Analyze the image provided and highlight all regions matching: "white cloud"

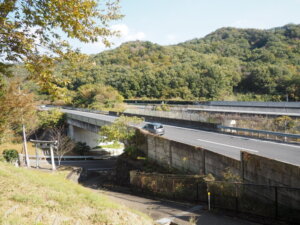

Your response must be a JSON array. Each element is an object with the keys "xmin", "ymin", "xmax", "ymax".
[
  {"xmin": 74, "ymin": 24, "xmax": 146, "ymax": 54},
  {"xmin": 111, "ymin": 24, "xmax": 146, "ymax": 42}
]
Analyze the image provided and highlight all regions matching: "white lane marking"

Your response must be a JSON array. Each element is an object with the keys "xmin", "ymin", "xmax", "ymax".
[
  {"xmin": 164, "ymin": 124, "xmax": 300, "ymax": 149},
  {"xmin": 61, "ymin": 108, "xmax": 300, "ymax": 149},
  {"xmin": 196, "ymin": 138, "xmax": 259, "ymax": 153}
]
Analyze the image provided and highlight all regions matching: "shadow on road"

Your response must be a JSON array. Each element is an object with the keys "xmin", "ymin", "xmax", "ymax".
[{"xmin": 77, "ymin": 162, "xmax": 259, "ymax": 225}]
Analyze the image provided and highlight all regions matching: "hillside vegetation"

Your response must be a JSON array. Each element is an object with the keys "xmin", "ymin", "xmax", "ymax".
[
  {"xmin": 90, "ymin": 24, "xmax": 300, "ymax": 101},
  {"xmin": 0, "ymin": 162, "xmax": 152, "ymax": 225},
  {"xmin": 12, "ymin": 24, "xmax": 300, "ymax": 106}
]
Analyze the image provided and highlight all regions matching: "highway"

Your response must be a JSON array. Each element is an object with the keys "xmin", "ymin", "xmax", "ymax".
[{"xmin": 61, "ymin": 108, "xmax": 300, "ymax": 166}]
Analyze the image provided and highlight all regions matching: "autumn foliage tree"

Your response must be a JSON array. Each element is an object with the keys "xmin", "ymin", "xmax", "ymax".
[
  {"xmin": 0, "ymin": 0, "xmax": 122, "ymax": 98},
  {"xmin": 0, "ymin": 0, "xmax": 122, "ymax": 140},
  {"xmin": 0, "ymin": 80, "xmax": 37, "ymax": 143}
]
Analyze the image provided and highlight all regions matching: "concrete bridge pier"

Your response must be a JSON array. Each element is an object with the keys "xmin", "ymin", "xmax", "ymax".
[
  {"xmin": 68, "ymin": 124, "xmax": 74, "ymax": 139},
  {"xmin": 66, "ymin": 118, "xmax": 102, "ymax": 148}
]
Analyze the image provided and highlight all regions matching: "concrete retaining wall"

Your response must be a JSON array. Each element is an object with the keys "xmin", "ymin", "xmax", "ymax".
[
  {"xmin": 241, "ymin": 152, "xmax": 300, "ymax": 187},
  {"xmin": 137, "ymin": 129, "xmax": 300, "ymax": 187},
  {"xmin": 140, "ymin": 130, "xmax": 241, "ymax": 179},
  {"xmin": 170, "ymin": 141, "xmax": 204, "ymax": 174},
  {"xmin": 204, "ymin": 150, "xmax": 240, "ymax": 179}
]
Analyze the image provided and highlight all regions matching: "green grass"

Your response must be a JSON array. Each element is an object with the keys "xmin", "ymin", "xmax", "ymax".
[
  {"xmin": 100, "ymin": 141, "xmax": 124, "ymax": 149},
  {"xmin": 0, "ymin": 142, "xmax": 38, "ymax": 155},
  {"xmin": 0, "ymin": 162, "xmax": 153, "ymax": 225}
]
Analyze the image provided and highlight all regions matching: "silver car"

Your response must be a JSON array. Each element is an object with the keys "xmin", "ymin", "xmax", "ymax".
[{"xmin": 143, "ymin": 123, "xmax": 165, "ymax": 135}]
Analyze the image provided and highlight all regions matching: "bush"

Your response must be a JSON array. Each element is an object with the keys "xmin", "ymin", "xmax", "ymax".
[
  {"xmin": 2, "ymin": 149, "xmax": 19, "ymax": 163},
  {"xmin": 124, "ymin": 146, "xmax": 139, "ymax": 159},
  {"xmin": 154, "ymin": 104, "xmax": 170, "ymax": 111},
  {"xmin": 73, "ymin": 142, "xmax": 91, "ymax": 156}
]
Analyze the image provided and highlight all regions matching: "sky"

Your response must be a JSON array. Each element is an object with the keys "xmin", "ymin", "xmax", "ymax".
[{"xmin": 69, "ymin": 0, "xmax": 300, "ymax": 54}]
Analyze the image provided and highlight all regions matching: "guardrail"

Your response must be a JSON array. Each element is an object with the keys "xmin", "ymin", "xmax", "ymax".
[
  {"xmin": 124, "ymin": 100, "xmax": 300, "ymax": 108},
  {"xmin": 218, "ymin": 125, "xmax": 300, "ymax": 143},
  {"xmin": 24, "ymin": 155, "xmax": 108, "ymax": 160},
  {"xmin": 48, "ymin": 105, "xmax": 300, "ymax": 143},
  {"xmin": 44, "ymin": 105, "xmax": 109, "ymax": 115}
]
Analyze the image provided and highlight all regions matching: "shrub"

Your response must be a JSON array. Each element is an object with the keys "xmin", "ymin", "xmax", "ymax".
[
  {"xmin": 154, "ymin": 104, "xmax": 170, "ymax": 111},
  {"xmin": 124, "ymin": 146, "xmax": 139, "ymax": 159},
  {"xmin": 73, "ymin": 142, "xmax": 91, "ymax": 156},
  {"xmin": 2, "ymin": 149, "xmax": 19, "ymax": 163},
  {"xmin": 273, "ymin": 116, "xmax": 296, "ymax": 132}
]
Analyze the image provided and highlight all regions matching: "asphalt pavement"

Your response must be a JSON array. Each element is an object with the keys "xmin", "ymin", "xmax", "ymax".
[
  {"xmin": 81, "ymin": 167, "xmax": 261, "ymax": 225},
  {"xmin": 61, "ymin": 109, "xmax": 300, "ymax": 166},
  {"xmin": 100, "ymin": 189, "xmax": 260, "ymax": 225}
]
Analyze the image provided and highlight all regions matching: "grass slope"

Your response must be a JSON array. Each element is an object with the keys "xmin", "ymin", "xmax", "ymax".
[{"xmin": 0, "ymin": 162, "xmax": 153, "ymax": 225}]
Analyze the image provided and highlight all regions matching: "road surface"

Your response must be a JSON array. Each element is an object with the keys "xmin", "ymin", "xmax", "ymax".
[{"xmin": 61, "ymin": 108, "xmax": 300, "ymax": 166}]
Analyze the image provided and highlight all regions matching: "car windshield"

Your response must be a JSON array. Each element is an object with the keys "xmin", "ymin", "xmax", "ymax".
[{"xmin": 156, "ymin": 125, "xmax": 163, "ymax": 129}]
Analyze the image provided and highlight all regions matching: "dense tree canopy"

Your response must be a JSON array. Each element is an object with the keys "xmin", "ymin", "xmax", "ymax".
[
  {"xmin": 0, "ymin": 0, "xmax": 122, "ymax": 141},
  {"xmin": 3, "ymin": 20, "xmax": 300, "ymax": 107},
  {"xmin": 83, "ymin": 24, "xmax": 299, "ymax": 101},
  {"xmin": 0, "ymin": 0, "xmax": 122, "ymax": 96},
  {"xmin": 27, "ymin": 24, "xmax": 299, "ymax": 105}
]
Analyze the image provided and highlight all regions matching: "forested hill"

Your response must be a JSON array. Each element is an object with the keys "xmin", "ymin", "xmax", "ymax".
[{"xmin": 91, "ymin": 24, "xmax": 300, "ymax": 101}]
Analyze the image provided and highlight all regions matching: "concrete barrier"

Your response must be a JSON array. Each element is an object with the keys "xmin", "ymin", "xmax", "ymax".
[
  {"xmin": 110, "ymin": 111, "xmax": 219, "ymax": 131},
  {"xmin": 136, "ymin": 129, "xmax": 300, "ymax": 187}
]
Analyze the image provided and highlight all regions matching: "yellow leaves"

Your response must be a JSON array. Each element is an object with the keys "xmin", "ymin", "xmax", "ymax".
[
  {"xmin": 1, "ymin": 0, "xmax": 122, "ymax": 85},
  {"xmin": 25, "ymin": 54, "xmax": 71, "ymax": 101},
  {"xmin": 44, "ymin": 0, "xmax": 122, "ymax": 44},
  {"xmin": 0, "ymin": 79, "xmax": 38, "ymax": 143}
]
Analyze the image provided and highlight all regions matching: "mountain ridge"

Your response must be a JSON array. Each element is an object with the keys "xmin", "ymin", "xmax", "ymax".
[{"xmin": 84, "ymin": 24, "xmax": 299, "ymax": 101}]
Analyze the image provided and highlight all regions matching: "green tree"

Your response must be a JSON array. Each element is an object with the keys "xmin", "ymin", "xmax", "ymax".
[
  {"xmin": 37, "ymin": 108, "xmax": 64, "ymax": 129},
  {"xmin": 99, "ymin": 116, "xmax": 143, "ymax": 147},
  {"xmin": 0, "ymin": 0, "xmax": 122, "ymax": 97},
  {"xmin": 74, "ymin": 84, "xmax": 124, "ymax": 111}
]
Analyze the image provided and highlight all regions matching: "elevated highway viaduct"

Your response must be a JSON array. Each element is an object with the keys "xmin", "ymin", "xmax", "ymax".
[{"xmin": 62, "ymin": 108, "xmax": 300, "ymax": 166}]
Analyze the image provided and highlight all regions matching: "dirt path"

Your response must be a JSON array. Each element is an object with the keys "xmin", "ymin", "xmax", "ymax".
[
  {"xmin": 82, "ymin": 174, "xmax": 259, "ymax": 225},
  {"xmin": 97, "ymin": 188, "xmax": 259, "ymax": 225}
]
